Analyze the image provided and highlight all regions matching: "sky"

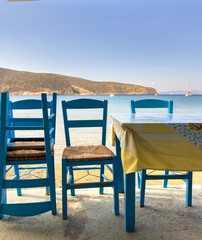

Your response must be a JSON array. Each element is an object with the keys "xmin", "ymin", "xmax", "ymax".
[{"xmin": 0, "ymin": 0, "xmax": 202, "ymax": 92}]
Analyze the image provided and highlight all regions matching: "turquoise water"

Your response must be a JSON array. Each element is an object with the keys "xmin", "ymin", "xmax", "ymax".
[
  {"xmin": 11, "ymin": 94, "xmax": 202, "ymax": 114},
  {"xmin": 11, "ymin": 95, "xmax": 202, "ymax": 163},
  {"xmin": 72, "ymin": 94, "xmax": 202, "ymax": 114}
]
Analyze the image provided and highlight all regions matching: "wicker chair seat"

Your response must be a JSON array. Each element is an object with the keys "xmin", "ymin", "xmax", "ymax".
[
  {"xmin": 62, "ymin": 145, "xmax": 114, "ymax": 161},
  {"xmin": 7, "ymin": 141, "xmax": 46, "ymax": 150},
  {"xmin": 7, "ymin": 142, "xmax": 54, "ymax": 161}
]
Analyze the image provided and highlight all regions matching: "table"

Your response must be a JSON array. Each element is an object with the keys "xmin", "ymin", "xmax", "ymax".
[{"xmin": 111, "ymin": 113, "xmax": 202, "ymax": 232}]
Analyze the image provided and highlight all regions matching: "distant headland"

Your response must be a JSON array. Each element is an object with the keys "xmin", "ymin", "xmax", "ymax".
[{"xmin": 0, "ymin": 67, "xmax": 157, "ymax": 96}]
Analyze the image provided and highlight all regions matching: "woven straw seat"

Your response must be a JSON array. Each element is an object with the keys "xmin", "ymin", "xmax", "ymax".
[
  {"xmin": 7, "ymin": 141, "xmax": 45, "ymax": 151},
  {"xmin": 62, "ymin": 145, "xmax": 114, "ymax": 161},
  {"xmin": 7, "ymin": 142, "xmax": 54, "ymax": 161}
]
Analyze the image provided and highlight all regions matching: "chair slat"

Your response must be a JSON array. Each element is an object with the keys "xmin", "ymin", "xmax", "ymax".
[
  {"xmin": 11, "ymin": 99, "xmax": 51, "ymax": 109},
  {"xmin": 62, "ymin": 158, "xmax": 114, "ymax": 166},
  {"xmin": 7, "ymin": 159, "xmax": 47, "ymax": 165},
  {"xmin": 7, "ymin": 126, "xmax": 44, "ymax": 130},
  {"xmin": 67, "ymin": 181, "xmax": 114, "ymax": 189},
  {"xmin": 64, "ymin": 98, "xmax": 104, "ymax": 109},
  {"xmin": 49, "ymin": 127, "xmax": 54, "ymax": 135},
  {"xmin": 131, "ymin": 99, "xmax": 173, "ymax": 113},
  {"xmin": 10, "ymin": 137, "xmax": 44, "ymax": 142},
  {"xmin": 1, "ymin": 202, "xmax": 52, "ymax": 217},
  {"xmin": 10, "ymin": 118, "xmax": 43, "ymax": 126},
  {"xmin": 146, "ymin": 174, "xmax": 188, "ymax": 180},
  {"xmin": 48, "ymin": 113, "xmax": 55, "ymax": 120},
  {"xmin": 67, "ymin": 120, "xmax": 103, "ymax": 128},
  {"xmin": 4, "ymin": 178, "xmax": 49, "ymax": 188}
]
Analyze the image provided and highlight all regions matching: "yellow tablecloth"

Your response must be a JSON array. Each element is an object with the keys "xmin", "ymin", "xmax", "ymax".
[{"xmin": 111, "ymin": 114, "xmax": 202, "ymax": 175}]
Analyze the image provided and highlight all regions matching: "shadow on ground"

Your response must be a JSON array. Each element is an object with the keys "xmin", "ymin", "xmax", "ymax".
[{"xmin": 1, "ymin": 186, "xmax": 202, "ymax": 240}]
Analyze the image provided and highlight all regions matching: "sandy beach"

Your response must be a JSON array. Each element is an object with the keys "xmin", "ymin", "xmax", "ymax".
[{"xmin": 7, "ymin": 162, "xmax": 202, "ymax": 188}]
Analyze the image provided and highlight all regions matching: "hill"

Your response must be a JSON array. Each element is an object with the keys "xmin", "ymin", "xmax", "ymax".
[{"xmin": 0, "ymin": 67, "xmax": 157, "ymax": 95}]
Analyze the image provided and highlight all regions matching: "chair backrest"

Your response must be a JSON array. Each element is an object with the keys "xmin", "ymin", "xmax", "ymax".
[
  {"xmin": 8, "ymin": 93, "xmax": 57, "ymax": 143},
  {"xmin": 62, "ymin": 98, "xmax": 108, "ymax": 146},
  {"xmin": 0, "ymin": 92, "xmax": 57, "ymax": 158},
  {"xmin": 131, "ymin": 99, "xmax": 173, "ymax": 114}
]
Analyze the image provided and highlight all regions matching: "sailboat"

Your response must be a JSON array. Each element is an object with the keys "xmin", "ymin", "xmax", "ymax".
[
  {"xmin": 185, "ymin": 76, "xmax": 192, "ymax": 97},
  {"xmin": 110, "ymin": 79, "xmax": 115, "ymax": 97}
]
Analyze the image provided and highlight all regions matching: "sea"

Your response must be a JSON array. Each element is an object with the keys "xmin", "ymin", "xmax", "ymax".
[{"xmin": 10, "ymin": 94, "xmax": 202, "ymax": 163}]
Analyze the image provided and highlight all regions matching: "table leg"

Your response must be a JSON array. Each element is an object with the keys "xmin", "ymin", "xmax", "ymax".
[
  {"xmin": 115, "ymin": 135, "xmax": 124, "ymax": 193},
  {"xmin": 124, "ymin": 172, "xmax": 135, "ymax": 232}
]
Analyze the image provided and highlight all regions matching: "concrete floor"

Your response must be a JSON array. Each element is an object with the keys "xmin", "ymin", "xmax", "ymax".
[{"xmin": 1, "ymin": 186, "xmax": 202, "ymax": 240}]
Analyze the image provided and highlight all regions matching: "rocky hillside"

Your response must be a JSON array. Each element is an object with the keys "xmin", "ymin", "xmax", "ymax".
[{"xmin": 0, "ymin": 67, "xmax": 157, "ymax": 95}]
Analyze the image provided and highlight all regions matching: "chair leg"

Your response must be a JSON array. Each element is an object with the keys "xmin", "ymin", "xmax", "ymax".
[
  {"xmin": 163, "ymin": 171, "xmax": 169, "ymax": 188},
  {"xmin": 0, "ymin": 157, "xmax": 6, "ymax": 219},
  {"xmin": 14, "ymin": 165, "xmax": 22, "ymax": 196},
  {"xmin": 47, "ymin": 156, "xmax": 57, "ymax": 215},
  {"xmin": 45, "ymin": 168, "xmax": 50, "ymax": 195},
  {"xmin": 99, "ymin": 164, "xmax": 104, "ymax": 195},
  {"xmin": 0, "ymin": 189, "xmax": 7, "ymax": 220},
  {"xmin": 115, "ymin": 135, "xmax": 124, "ymax": 193},
  {"xmin": 69, "ymin": 166, "xmax": 75, "ymax": 196},
  {"xmin": 0, "ymin": 165, "xmax": 6, "ymax": 220},
  {"xmin": 62, "ymin": 161, "xmax": 67, "ymax": 220},
  {"xmin": 186, "ymin": 171, "xmax": 192, "ymax": 207},
  {"xmin": 113, "ymin": 159, "xmax": 119, "ymax": 215},
  {"xmin": 136, "ymin": 171, "xmax": 141, "ymax": 189},
  {"xmin": 139, "ymin": 170, "xmax": 146, "ymax": 207}
]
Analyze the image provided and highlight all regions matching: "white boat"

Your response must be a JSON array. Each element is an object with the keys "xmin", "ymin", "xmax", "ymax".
[
  {"xmin": 185, "ymin": 91, "xmax": 192, "ymax": 97},
  {"xmin": 185, "ymin": 76, "xmax": 192, "ymax": 97}
]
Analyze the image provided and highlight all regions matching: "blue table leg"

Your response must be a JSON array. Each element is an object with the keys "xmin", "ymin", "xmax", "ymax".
[
  {"xmin": 124, "ymin": 172, "xmax": 135, "ymax": 232},
  {"xmin": 115, "ymin": 135, "xmax": 124, "ymax": 193}
]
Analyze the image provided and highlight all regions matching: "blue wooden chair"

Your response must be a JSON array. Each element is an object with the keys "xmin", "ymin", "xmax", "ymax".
[
  {"xmin": 131, "ymin": 99, "xmax": 193, "ymax": 207},
  {"xmin": 0, "ymin": 92, "xmax": 56, "ymax": 218},
  {"xmin": 6, "ymin": 93, "xmax": 57, "ymax": 196},
  {"xmin": 61, "ymin": 99, "xmax": 119, "ymax": 219}
]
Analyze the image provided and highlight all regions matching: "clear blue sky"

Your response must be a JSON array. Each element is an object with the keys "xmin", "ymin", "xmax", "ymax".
[{"xmin": 0, "ymin": 0, "xmax": 202, "ymax": 92}]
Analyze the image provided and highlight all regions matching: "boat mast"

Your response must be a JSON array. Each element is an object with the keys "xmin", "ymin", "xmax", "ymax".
[
  {"xmin": 187, "ymin": 75, "xmax": 190, "ymax": 92},
  {"xmin": 186, "ymin": 74, "xmax": 192, "ymax": 96}
]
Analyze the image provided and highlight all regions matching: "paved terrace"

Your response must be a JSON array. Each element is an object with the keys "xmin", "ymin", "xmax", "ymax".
[{"xmin": 1, "ymin": 186, "xmax": 202, "ymax": 240}]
